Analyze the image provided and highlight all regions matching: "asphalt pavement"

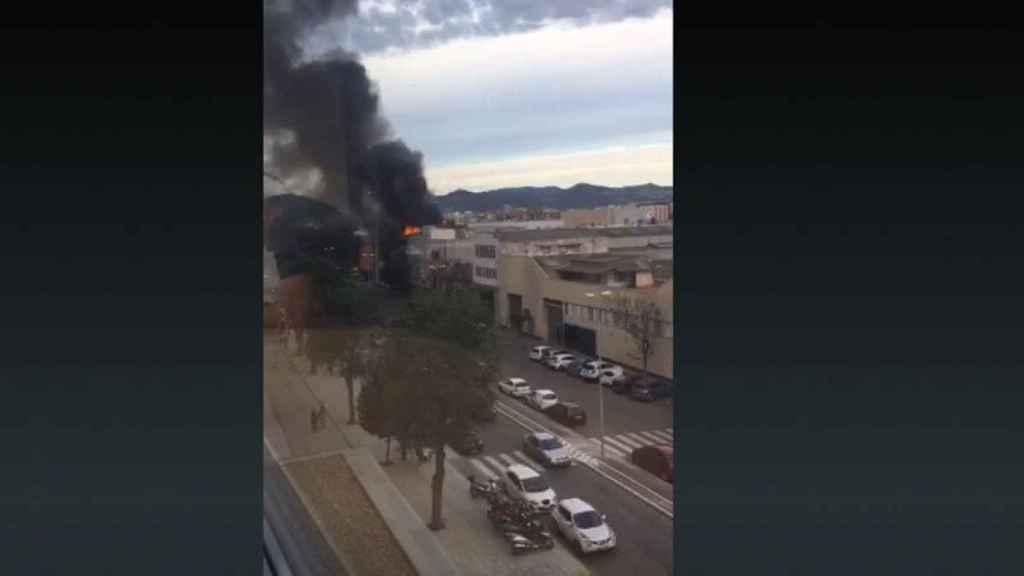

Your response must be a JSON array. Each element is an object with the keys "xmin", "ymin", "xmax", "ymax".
[
  {"xmin": 495, "ymin": 330, "xmax": 674, "ymax": 440},
  {"xmin": 451, "ymin": 398, "xmax": 675, "ymax": 576}
]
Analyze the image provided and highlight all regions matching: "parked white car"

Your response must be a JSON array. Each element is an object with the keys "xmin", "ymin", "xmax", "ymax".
[
  {"xmin": 552, "ymin": 498, "xmax": 616, "ymax": 555},
  {"xmin": 598, "ymin": 370, "xmax": 627, "ymax": 387},
  {"xmin": 528, "ymin": 389, "xmax": 559, "ymax": 411},
  {"xmin": 502, "ymin": 464, "xmax": 557, "ymax": 511},
  {"xmin": 546, "ymin": 353, "xmax": 576, "ymax": 371},
  {"xmin": 580, "ymin": 361, "xmax": 622, "ymax": 381},
  {"xmin": 498, "ymin": 377, "xmax": 532, "ymax": 398},
  {"xmin": 528, "ymin": 345, "xmax": 552, "ymax": 361}
]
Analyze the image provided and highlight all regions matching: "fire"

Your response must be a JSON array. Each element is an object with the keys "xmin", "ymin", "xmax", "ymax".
[{"xmin": 402, "ymin": 225, "xmax": 422, "ymax": 237}]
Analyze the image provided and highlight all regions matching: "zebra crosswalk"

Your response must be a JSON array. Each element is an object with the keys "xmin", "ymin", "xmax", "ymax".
[
  {"xmin": 464, "ymin": 428, "xmax": 674, "ymax": 479},
  {"xmin": 467, "ymin": 450, "xmax": 545, "ymax": 480},
  {"xmin": 587, "ymin": 428, "xmax": 673, "ymax": 460}
]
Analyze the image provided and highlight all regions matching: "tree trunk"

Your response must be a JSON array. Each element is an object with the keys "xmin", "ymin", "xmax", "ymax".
[
  {"xmin": 383, "ymin": 436, "xmax": 392, "ymax": 466},
  {"xmin": 346, "ymin": 379, "xmax": 356, "ymax": 424},
  {"xmin": 428, "ymin": 439, "xmax": 446, "ymax": 530}
]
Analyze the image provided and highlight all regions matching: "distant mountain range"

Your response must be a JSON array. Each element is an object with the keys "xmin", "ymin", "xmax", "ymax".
[{"xmin": 432, "ymin": 183, "xmax": 673, "ymax": 213}]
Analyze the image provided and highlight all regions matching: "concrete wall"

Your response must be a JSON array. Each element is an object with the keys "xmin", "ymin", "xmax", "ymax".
[
  {"xmin": 498, "ymin": 255, "xmax": 674, "ymax": 379},
  {"xmin": 562, "ymin": 208, "xmax": 610, "ymax": 228},
  {"xmin": 604, "ymin": 232, "xmax": 673, "ymax": 250}
]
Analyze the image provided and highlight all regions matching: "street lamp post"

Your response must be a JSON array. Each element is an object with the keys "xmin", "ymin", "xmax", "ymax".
[{"xmin": 585, "ymin": 290, "xmax": 615, "ymax": 459}]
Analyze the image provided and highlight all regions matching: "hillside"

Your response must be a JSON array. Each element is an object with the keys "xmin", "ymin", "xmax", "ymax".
[{"xmin": 432, "ymin": 183, "xmax": 673, "ymax": 212}]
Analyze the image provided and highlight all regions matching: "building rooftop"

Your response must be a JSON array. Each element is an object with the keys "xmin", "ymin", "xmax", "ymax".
[
  {"xmin": 536, "ymin": 254, "xmax": 652, "ymax": 276},
  {"xmin": 494, "ymin": 224, "xmax": 673, "ymax": 243},
  {"xmin": 535, "ymin": 250, "xmax": 674, "ymax": 285}
]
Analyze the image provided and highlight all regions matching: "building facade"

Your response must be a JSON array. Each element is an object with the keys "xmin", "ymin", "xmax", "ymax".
[
  {"xmin": 498, "ymin": 249, "xmax": 674, "ymax": 379},
  {"xmin": 562, "ymin": 207, "xmax": 611, "ymax": 228},
  {"xmin": 488, "ymin": 226, "xmax": 674, "ymax": 379}
]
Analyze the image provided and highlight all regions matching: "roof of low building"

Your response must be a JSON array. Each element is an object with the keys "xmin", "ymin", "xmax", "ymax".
[{"xmin": 494, "ymin": 224, "xmax": 672, "ymax": 243}]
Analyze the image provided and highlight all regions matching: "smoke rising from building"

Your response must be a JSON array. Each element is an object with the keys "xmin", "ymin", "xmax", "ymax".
[{"xmin": 264, "ymin": 0, "xmax": 440, "ymax": 295}]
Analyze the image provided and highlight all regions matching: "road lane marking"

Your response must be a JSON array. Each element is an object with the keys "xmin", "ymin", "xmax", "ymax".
[
  {"xmin": 614, "ymin": 434, "xmax": 646, "ymax": 450},
  {"xmin": 513, "ymin": 450, "xmax": 534, "ymax": 466},
  {"xmin": 637, "ymin": 431, "xmax": 666, "ymax": 444},
  {"xmin": 601, "ymin": 436, "xmax": 635, "ymax": 455},
  {"xmin": 498, "ymin": 453, "xmax": 518, "ymax": 466},
  {"xmin": 590, "ymin": 439, "xmax": 626, "ymax": 459},
  {"xmin": 648, "ymin": 430, "xmax": 673, "ymax": 443},
  {"xmin": 483, "ymin": 455, "xmax": 505, "ymax": 472},
  {"xmin": 471, "ymin": 459, "xmax": 497, "ymax": 480},
  {"xmin": 624, "ymin": 432, "xmax": 656, "ymax": 447}
]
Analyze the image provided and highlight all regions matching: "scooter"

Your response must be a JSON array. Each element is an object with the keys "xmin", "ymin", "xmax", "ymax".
[
  {"xmin": 468, "ymin": 474, "xmax": 499, "ymax": 499},
  {"xmin": 505, "ymin": 530, "xmax": 555, "ymax": 554}
]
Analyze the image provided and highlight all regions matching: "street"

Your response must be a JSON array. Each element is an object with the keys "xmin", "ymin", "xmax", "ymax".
[
  {"xmin": 495, "ymin": 329, "xmax": 674, "ymax": 446},
  {"xmin": 444, "ymin": 330, "xmax": 676, "ymax": 576},
  {"xmin": 450, "ymin": 402, "xmax": 674, "ymax": 576}
]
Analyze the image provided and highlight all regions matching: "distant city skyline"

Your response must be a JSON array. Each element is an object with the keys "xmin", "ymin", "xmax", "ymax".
[{"xmin": 306, "ymin": 2, "xmax": 673, "ymax": 196}]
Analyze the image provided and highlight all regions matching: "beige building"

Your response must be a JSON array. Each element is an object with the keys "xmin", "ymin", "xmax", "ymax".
[
  {"xmin": 491, "ymin": 227, "xmax": 674, "ymax": 379},
  {"xmin": 562, "ymin": 207, "xmax": 611, "ymax": 228}
]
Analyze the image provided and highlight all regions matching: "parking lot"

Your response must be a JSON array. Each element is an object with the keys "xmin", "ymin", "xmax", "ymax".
[{"xmin": 495, "ymin": 330, "xmax": 674, "ymax": 441}]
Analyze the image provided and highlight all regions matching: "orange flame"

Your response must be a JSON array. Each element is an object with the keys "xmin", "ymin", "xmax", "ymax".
[{"xmin": 402, "ymin": 225, "xmax": 422, "ymax": 237}]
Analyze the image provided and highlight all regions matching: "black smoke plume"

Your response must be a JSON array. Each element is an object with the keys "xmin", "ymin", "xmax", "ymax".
[{"xmin": 264, "ymin": 0, "xmax": 440, "ymax": 294}]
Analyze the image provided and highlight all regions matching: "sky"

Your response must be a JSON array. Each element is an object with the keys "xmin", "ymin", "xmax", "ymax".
[{"xmin": 305, "ymin": 0, "xmax": 673, "ymax": 195}]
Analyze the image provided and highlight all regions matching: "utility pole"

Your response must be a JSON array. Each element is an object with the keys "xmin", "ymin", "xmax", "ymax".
[{"xmin": 585, "ymin": 290, "xmax": 614, "ymax": 460}]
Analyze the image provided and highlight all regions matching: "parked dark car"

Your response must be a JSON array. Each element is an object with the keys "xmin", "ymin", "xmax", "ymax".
[
  {"xmin": 545, "ymin": 402, "xmax": 587, "ymax": 427},
  {"xmin": 609, "ymin": 376, "xmax": 634, "ymax": 395},
  {"xmin": 630, "ymin": 445, "xmax": 673, "ymax": 483},
  {"xmin": 629, "ymin": 379, "xmax": 672, "ymax": 402},
  {"xmin": 450, "ymin": 428, "xmax": 485, "ymax": 455}
]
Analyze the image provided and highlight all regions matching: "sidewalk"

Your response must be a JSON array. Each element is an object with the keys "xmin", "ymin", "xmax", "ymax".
[
  {"xmin": 267, "ymin": 337, "xmax": 591, "ymax": 576},
  {"xmin": 265, "ymin": 339, "xmax": 420, "ymax": 576}
]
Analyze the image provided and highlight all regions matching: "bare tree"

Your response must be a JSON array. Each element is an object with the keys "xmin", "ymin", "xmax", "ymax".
[{"xmin": 611, "ymin": 295, "xmax": 664, "ymax": 376}]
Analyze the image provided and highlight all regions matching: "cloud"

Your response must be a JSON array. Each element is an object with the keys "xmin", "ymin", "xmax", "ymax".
[
  {"xmin": 426, "ymin": 141, "xmax": 673, "ymax": 194},
  {"xmin": 305, "ymin": 0, "xmax": 674, "ymax": 55},
  {"xmin": 361, "ymin": 11, "xmax": 673, "ymax": 167}
]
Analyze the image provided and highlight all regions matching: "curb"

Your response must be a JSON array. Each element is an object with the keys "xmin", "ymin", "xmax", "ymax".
[{"xmin": 343, "ymin": 447, "xmax": 462, "ymax": 576}]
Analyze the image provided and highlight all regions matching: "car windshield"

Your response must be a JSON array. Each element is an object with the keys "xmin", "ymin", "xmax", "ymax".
[
  {"xmin": 566, "ymin": 406, "xmax": 583, "ymax": 415},
  {"xmin": 539, "ymin": 438, "xmax": 562, "ymax": 450},
  {"xmin": 521, "ymin": 476, "xmax": 548, "ymax": 492},
  {"xmin": 574, "ymin": 511, "xmax": 603, "ymax": 529},
  {"xmin": 541, "ymin": 393, "xmax": 557, "ymax": 400}
]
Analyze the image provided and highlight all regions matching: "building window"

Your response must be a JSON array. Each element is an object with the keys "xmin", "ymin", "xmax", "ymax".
[
  {"xmin": 474, "ymin": 266, "xmax": 497, "ymax": 279},
  {"xmin": 475, "ymin": 245, "xmax": 496, "ymax": 259}
]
